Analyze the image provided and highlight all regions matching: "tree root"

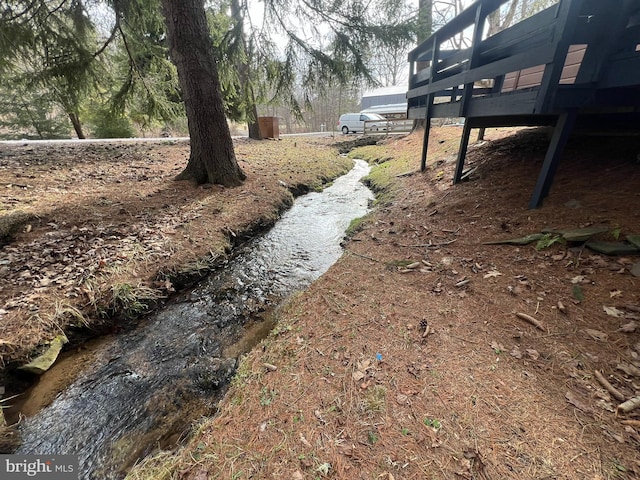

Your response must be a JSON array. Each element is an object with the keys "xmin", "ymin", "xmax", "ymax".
[
  {"xmin": 616, "ymin": 396, "xmax": 640, "ymax": 417},
  {"xmin": 594, "ymin": 370, "xmax": 626, "ymax": 402}
]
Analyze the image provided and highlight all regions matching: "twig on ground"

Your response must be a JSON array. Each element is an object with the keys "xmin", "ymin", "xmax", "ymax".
[
  {"xmin": 616, "ymin": 396, "xmax": 640, "ymax": 416},
  {"xmin": 557, "ymin": 300, "xmax": 567, "ymax": 314},
  {"xmin": 620, "ymin": 419, "xmax": 640, "ymax": 428},
  {"xmin": 396, "ymin": 237, "xmax": 457, "ymax": 248},
  {"xmin": 318, "ymin": 321, "xmax": 376, "ymax": 340},
  {"xmin": 515, "ymin": 312, "xmax": 546, "ymax": 332},
  {"xmin": 426, "ymin": 239, "xmax": 457, "ymax": 248},
  {"xmin": 345, "ymin": 249, "xmax": 382, "ymax": 263},
  {"xmin": 447, "ymin": 334, "xmax": 480, "ymax": 344},
  {"xmin": 594, "ymin": 370, "xmax": 626, "ymax": 402}
]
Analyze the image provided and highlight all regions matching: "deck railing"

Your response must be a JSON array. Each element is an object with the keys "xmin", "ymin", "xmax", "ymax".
[{"xmin": 406, "ymin": 0, "xmax": 640, "ymax": 208}]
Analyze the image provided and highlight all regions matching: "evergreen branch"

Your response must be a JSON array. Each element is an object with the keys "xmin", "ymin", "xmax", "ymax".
[
  {"xmin": 93, "ymin": 24, "xmax": 118, "ymax": 58},
  {"xmin": 2, "ymin": 0, "xmax": 40, "ymax": 22},
  {"xmin": 115, "ymin": 15, "xmax": 156, "ymax": 101},
  {"xmin": 42, "ymin": 0, "xmax": 71, "ymax": 25}
]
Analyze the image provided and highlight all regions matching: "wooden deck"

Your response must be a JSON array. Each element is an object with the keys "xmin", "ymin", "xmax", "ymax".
[{"xmin": 407, "ymin": 0, "xmax": 640, "ymax": 208}]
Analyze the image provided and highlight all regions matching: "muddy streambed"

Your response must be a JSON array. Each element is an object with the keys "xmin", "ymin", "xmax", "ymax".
[{"xmin": 14, "ymin": 159, "xmax": 373, "ymax": 479}]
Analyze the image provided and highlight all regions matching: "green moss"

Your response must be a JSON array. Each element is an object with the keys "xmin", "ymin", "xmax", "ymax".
[{"xmin": 344, "ymin": 215, "xmax": 370, "ymax": 238}]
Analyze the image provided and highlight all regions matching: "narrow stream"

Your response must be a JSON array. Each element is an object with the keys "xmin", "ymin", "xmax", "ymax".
[{"xmin": 16, "ymin": 159, "xmax": 373, "ymax": 479}]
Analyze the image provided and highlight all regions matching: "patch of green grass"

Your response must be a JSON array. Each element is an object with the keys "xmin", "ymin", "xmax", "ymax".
[
  {"xmin": 611, "ymin": 458, "xmax": 628, "ymax": 477},
  {"xmin": 610, "ymin": 226, "xmax": 622, "ymax": 240},
  {"xmin": 423, "ymin": 418, "xmax": 442, "ymax": 430},
  {"xmin": 315, "ymin": 462, "xmax": 331, "ymax": 476},
  {"xmin": 47, "ymin": 300, "xmax": 89, "ymax": 328},
  {"xmin": 361, "ymin": 385, "xmax": 386, "ymax": 414},
  {"xmin": 123, "ymin": 450, "xmax": 178, "ymax": 480},
  {"xmin": 535, "ymin": 233, "xmax": 565, "ymax": 251},
  {"xmin": 346, "ymin": 143, "xmax": 417, "ymax": 206},
  {"xmin": 345, "ymin": 215, "xmax": 370, "ymax": 237},
  {"xmin": 270, "ymin": 322, "xmax": 293, "ymax": 336},
  {"xmin": 572, "ymin": 284, "xmax": 584, "ymax": 302},
  {"xmin": 259, "ymin": 387, "xmax": 277, "ymax": 406},
  {"xmin": 108, "ymin": 282, "xmax": 164, "ymax": 319},
  {"xmin": 386, "ymin": 259, "xmax": 415, "ymax": 268}
]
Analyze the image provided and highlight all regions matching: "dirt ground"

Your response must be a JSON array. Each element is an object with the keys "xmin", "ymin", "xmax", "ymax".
[{"xmin": 2, "ymin": 128, "xmax": 640, "ymax": 479}]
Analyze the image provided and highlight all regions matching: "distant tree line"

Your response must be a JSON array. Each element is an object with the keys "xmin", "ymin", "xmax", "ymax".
[
  {"xmin": 0, "ymin": 0, "xmax": 421, "ymax": 140},
  {"xmin": 0, "ymin": 1, "xmax": 553, "ymax": 186}
]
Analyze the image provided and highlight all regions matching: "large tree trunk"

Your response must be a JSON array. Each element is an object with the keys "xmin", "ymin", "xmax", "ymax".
[
  {"xmin": 247, "ymin": 103, "xmax": 262, "ymax": 140},
  {"xmin": 161, "ymin": 0, "xmax": 246, "ymax": 186},
  {"xmin": 69, "ymin": 112, "xmax": 85, "ymax": 139}
]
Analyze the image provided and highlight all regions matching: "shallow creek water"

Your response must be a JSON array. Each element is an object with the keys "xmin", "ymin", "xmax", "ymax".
[{"xmin": 16, "ymin": 159, "xmax": 373, "ymax": 479}]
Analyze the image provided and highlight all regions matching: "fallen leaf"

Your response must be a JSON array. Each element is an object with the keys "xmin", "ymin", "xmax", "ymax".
[
  {"xmin": 617, "ymin": 363, "xmax": 640, "ymax": 377},
  {"xmin": 571, "ymin": 275, "xmax": 586, "ymax": 284},
  {"xmin": 299, "ymin": 433, "xmax": 312, "ymax": 447},
  {"xmin": 610, "ymin": 289, "xmax": 623, "ymax": 298},
  {"xmin": 314, "ymin": 410, "xmax": 327, "ymax": 424},
  {"xmin": 526, "ymin": 349, "xmax": 540, "ymax": 360},
  {"xmin": 483, "ymin": 270, "xmax": 502, "ymax": 279},
  {"xmin": 618, "ymin": 321, "xmax": 638, "ymax": 333},
  {"xmin": 352, "ymin": 370, "xmax": 365, "ymax": 382},
  {"xmin": 585, "ymin": 329, "xmax": 608, "ymax": 342},
  {"xmin": 357, "ymin": 359, "xmax": 371, "ymax": 371},
  {"xmin": 510, "ymin": 346, "xmax": 522, "ymax": 359},
  {"xmin": 338, "ymin": 444, "xmax": 354, "ymax": 457},
  {"xmin": 565, "ymin": 390, "xmax": 594, "ymax": 414},
  {"xmin": 193, "ymin": 470, "xmax": 209, "ymax": 480},
  {"xmin": 544, "ymin": 225, "xmax": 608, "ymax": 242},
  {"xmin": 603, "ymin": 306, "xmax": 625, "ymax": 318}
]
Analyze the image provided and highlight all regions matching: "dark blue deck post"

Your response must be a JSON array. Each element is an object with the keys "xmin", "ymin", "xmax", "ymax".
[
  {"xmin": 453, "ymin": 1, "xmax": 492, "ymax": 184},
  {"xmin": 420, "ymin": 33, "xmax": 440, "ymax": 172},
  {"xmin": 528, "ymin": 109, "xmax": 577, "ymax": 208},
  {"xmin": 420, "ymin": 93, "xmax": 434, "ymax": 172},
  {"xmin": 454, "ymin": 120, "xmax": 473, "ymax": 183}
]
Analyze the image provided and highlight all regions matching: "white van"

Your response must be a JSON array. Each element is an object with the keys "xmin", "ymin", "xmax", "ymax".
[{"xmin": 337, "ymin": 113, "xmax": 388, "ymax": 134}]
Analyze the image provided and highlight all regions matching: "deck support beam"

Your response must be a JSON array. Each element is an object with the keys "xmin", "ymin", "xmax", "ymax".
[
  {"xmin": 420, "ymin": 93, "xmax": 435, "ymax": 172},
  {"xmin": 453, "ymin": 121, "xmax": 473, "ymax": 183},
  {"xmin": 528, "ymin": 109, "xmax": 577, "ymax": 209}
]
